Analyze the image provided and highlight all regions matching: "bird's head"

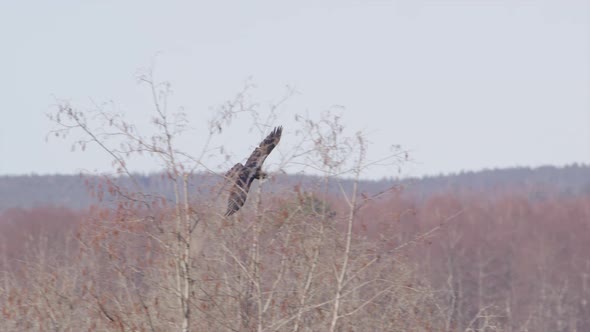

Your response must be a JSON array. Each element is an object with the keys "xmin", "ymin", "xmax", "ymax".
[
  {"xmin": 253, "ymin": 168, "xmax": 268, "ymax": 180},
  {"xmin": 258, "ymin": 170, "xmax": 268, "ymax": 179}
]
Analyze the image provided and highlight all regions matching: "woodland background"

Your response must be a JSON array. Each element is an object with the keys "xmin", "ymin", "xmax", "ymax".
[{"xmin": 1, "ymin": 164, "xmax": 589, "ymax": 331}]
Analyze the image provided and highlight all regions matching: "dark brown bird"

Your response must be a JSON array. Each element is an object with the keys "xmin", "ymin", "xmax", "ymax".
[{"xmin": 224, "ymin": 126, "xmax": 283, "ymax": 216}]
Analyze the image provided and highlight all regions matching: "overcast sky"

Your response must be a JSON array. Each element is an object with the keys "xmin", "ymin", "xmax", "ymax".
[{"xmin": 1, "ymin": 1, "xmax": 589, "ymax": 179}]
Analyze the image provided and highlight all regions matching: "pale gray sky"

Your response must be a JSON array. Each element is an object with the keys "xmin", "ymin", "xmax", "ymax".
[{"xmin": 1, "ymin": 1, "xmax": 589, "ymax": 178}]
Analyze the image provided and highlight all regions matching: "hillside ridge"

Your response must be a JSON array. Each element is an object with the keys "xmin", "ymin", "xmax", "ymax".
[{"xmin": 0, "ymin": 164, "xmax": 588, "ymax": 212}]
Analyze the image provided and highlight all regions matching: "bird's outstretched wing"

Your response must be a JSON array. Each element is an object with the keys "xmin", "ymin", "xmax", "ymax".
[
  {"xmin": 224, "ymin": 163, "xmax": 245, "ymax": 216},
  {"xmin": 245, "ymin": 126, "xmax": 283, "ymax": 169},
  {"xmin": 225, "ymin": 180, "xmax": 248, "ymax": 216},
  {"xmin": 225, "ymin": 163, "xmax": 243, "ymax": 181}
]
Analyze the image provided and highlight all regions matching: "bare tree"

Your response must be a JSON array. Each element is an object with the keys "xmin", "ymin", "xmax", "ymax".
[{"xmin": 0, "ymin": 74, "xmax": 457, "ymax": 332}]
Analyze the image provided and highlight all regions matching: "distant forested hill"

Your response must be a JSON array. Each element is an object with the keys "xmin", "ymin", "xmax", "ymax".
[
  {"xmin": 400, "ymin": 164, "xmax": 590, "ymax": 199},
  {"xmin": 0, "ymin": 164, "xmax": 588, "ymax": 212}
]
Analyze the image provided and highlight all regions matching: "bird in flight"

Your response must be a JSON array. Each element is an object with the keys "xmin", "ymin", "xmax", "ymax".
[{"xmin": 224, "ymin": 126, "xmax": 283, "ymax": 216}]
